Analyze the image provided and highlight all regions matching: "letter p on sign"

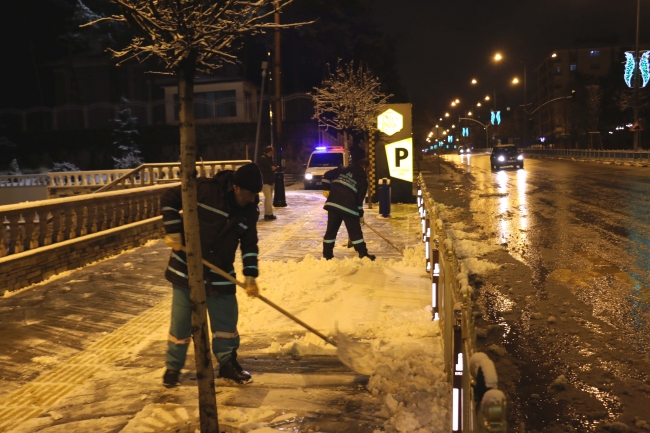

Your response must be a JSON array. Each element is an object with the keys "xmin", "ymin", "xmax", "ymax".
[{"xmin": 385, "ymin": 138, "xmax": 413, "ymax": 182}]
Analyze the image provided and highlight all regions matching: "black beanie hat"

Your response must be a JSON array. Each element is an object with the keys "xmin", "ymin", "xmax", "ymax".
[{"xmin": 231, "ymin": 163, "xmax": 263, "ymax": 193}]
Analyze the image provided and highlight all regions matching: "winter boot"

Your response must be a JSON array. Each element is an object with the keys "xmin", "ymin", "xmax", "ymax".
[
  {"xmin": 219, "ymin": 359, "xmax": 252, "ymax": 384},
  {"xmin": 359, "ymin": 253, "xmax": 376, "ymax": 261},
  {"xmin": 323, "ymin": 242, "xmax": 335, "ymax": 260},
  {"xmin": 163, "ymin": 369, "xmax": 180, "ymax": 388},
  {"xmin": 231, "ymin": 350, "xmax": 250, "ymax": 377}
]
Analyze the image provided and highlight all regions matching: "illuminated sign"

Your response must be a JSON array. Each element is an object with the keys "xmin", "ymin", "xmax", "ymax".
[
  {"xmin": 641, "ymin": 52, "xmax": 650, "ymax": 88},
  {"xmin": 377, "ymin": 109, "xmax": 404, "ymax": 136},
  {"xmin": 462, "ymin": 127, "xmax": 469, "ymax": 137},
  {"xmin": 491, "ymin": 110, "xmax": 501, "ymax": 125},
  {"xmin": 625, "ymin": 52, "xmax": 635, "ymax": 88},
  {"xmin": 385, "ymin": 138, "xmax": 413, "ymax": 182},
  {"xmin": 624, "ymin": 51, "xmax": 650, "ymax": 88},
  {"xmin": 447, "ymin": 135, "xmax": 453, "ymax": 143}
]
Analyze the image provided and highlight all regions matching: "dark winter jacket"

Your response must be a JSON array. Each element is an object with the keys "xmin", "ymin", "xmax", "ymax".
[
  {"xmin": 161, "ymin": 170, "xmax": 260, "ymax": 295},
  {"xmin": 322, "ymin": 163, "xmax": 368, "ymax": 217},
  {"xmin": 258, "ymin": 153, "xmax": 275, "ymax": 185}
]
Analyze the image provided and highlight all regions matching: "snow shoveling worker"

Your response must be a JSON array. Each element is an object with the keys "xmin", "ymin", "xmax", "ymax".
[
  {"xmin": 322, "ymin": 158, "xmax": 376, "ymax": 261},
  {"xmin": 160, "ymin": 162, "xmax": 263, "ymax": 387}
]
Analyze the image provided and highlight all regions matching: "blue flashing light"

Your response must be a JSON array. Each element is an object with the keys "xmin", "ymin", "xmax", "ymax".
[{"xmin": 315, "ymin": 146, "xmax": 327, "ymax": 151}]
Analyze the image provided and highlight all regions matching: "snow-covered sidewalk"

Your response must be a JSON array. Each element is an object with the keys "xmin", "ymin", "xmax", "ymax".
[{"xmin": 2, "ymin": 190, "xmax": 449, "ymax": 433}]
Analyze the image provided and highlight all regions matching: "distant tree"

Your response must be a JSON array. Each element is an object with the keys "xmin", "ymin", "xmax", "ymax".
[
  {"xmin": 84, "ymin": 2, "xmax": 308, "ymax": 430},
  {"xmin": 112, "ymin": 97, "xmax": 143, "ymax": 169},
  {"xmin": 586, "ymin": 85, "xmax": 603, "ymax": 132},
  {"xmin": 51, "ymin": 162, "xmax": 81, "ymax": 172},
  {"xmin": 312, "ymin": 60, "xmax": 390, "ymax": 153},
  {"xmin": 8, "ymin": 159, "xmax": 21, "ymax": 175}
]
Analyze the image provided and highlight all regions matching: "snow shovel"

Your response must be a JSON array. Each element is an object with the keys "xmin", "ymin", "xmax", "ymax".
[
  {"xmin": 362, "ymin": 220, "xmax": 404, "ymax": 256},
  {"xmin": 179, "ymin": 247, "xmax": 375, "ymax": 375}
]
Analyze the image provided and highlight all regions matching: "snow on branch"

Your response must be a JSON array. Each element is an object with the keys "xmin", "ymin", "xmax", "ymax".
[
  {"xmin": 90, "ymin": 0, "xmax": 310, "ymax": 73},
  {"xmin": 312, "ymin": 60, "xmax": 391, "ymax": 134}
]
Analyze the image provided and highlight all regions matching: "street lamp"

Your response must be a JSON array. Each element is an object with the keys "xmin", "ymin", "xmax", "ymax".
[
  {"xmin": 551, "ymin": 53, "xmax": 557, "ymax": 58},
  {"xmin": 455, "ymin": 99, "xmax": 460, "ymax": 104},
  {"xmin": 485, "ymin": 96, "xmax": 490, "ymax": 101},
  {"xmin": 468, "ymin": 111, "xmax": 473, "ymax": 116},
  {"xmin": 451, "ymin": 101, "xmax": 456, "ymax": 107},
  {"xmin": 471, "ymin": 79, "xmax": 477, "ymax": 84},
  {"xmin": 445, "ymin": 112, "xmax": 450, "ymax": 117},
  {"xmin": 477, "ymin": 102, "xmax": 482, "ymax": 107},
  {"xmin": 494, "ymin": 53, "xmax": 502, "ymax": 61},
  {"xmin": 512, "ymin": 77, "xmax": 520, "ymax": 84}
]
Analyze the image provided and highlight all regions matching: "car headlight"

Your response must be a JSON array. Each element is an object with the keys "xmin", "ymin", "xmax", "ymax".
[
  {"xmin": 498, "ymin": 156, "xmax": 505, "ymax": 162},
  {"xmin": 305, "ymin": 173, "xmax": 313, "ymax": 180},
  {"xmin": 459, "ymin": 149, "xmax": 464, "ymax": 153},
  {"xmin": 517, "ymin": 154, "xmax": 524, "ymax": 160}
]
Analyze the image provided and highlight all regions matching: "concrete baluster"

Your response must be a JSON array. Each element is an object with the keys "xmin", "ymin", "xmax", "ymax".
[
  {"xmin": 8, "ymin": 214, "xmax": 22, "ymax": 254},
  {"xmin": 23, "ymin": 211, "xmax": 38, "ymax": 251},
  {"xmin": 38, "ymin": 210, "xmax": 51, "ymax": 247}
]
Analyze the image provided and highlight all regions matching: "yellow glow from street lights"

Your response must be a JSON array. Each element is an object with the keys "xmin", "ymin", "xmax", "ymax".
[
  {"xmin": 443, "ymin": 131, "xmax": 447, "ymax": 135},
  {"xmin": 494, "ymin": 53, "xmax": 502, "ymax": 61},
  {"xmin": 512, "ymin": 77, "xmax": 519, "ymax": 84},
  {"xmin": 435, "ymin": 124, "xmax": 439, "ymax": 128},
  {"xmin": 471, "ymin": 79, "xmax": 477, "ymax": 84},
  {"xmin": 551, "ymin": 53, "xmax": 557, "ymax": 58},
  {"xmin": 445, "ymin": 112, "xmax": 450, "ymax": 117},
  {"xmin": 428, "ymin": 132, "xmax": 433, "ymax": 137},
  {"xmin": 455, "ymin": 99, "xmax": 460, "ymax": 103},
  {"xmin": 485, "ymin": 96, "xmax": 490, "ymax": 101},
  {"xmin": 468, "ymin": 111, "xmax": 473, "ymax": 116},
  {"xmin": 451, "ymin": 101, "xmax": 456, "ymax": 107},
  {"xmin": 477, "ymin": 102, "xmax": 482, "ymax": 107}
]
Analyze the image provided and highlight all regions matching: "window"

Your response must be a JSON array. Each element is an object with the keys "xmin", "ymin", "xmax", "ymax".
[
  {"xmin": 555, "ymin": 66, "xmax": 561, "ymax": 75},
  {"xmin": 590, "ymin": 50, "xmax": 600, "ymax": 57},
  {"xmin": 570, "ymin": 64, "xmax": 577, "ymax": 71},
  {"xmin": 174, "ymin": 90, "xmax": 237, "ymax": 120}
]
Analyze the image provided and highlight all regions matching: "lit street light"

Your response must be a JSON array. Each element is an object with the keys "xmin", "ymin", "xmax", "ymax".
[
  {"xmin": 477, "ymin": 102, "xmax": 482, "ymax": 107},
  {"xmin": 494, "ymin": 53, "xmax": 502, "ymax": 61},
  {"xmin": 445, "ymin": 112, "xmax": 450, "ymax": 117},
  {"xmin": 451, "ymin": 101, "xmax": 456, "ymax": 107},
  {"xmin": 471, "ymin": 79, "xmax": 477, "ymax": 84},
  {"xmin": 468, "ymin": 111, "xmax": 473, "ymax": 116},
  {"xmin": 485, "ymin": 96, "xmax": 490, "ymax": 101},
  {"xmin": 512, "ymin": 77, "xmax": 520, "ymax": 84},
  {"xmin": 551, "ymin": 53, "xmax": 557, "ymax": 58},
  {"xmin": 455, "ymin": 99, "xmax": 460, "ymax": 103}
]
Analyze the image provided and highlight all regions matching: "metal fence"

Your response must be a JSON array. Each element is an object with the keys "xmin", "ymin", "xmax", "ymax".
[
  {"xmin": 524, "ymin": 148, "xmax": 650, "ymax": 162},
  {"xmin": 417, "ymin": 173, "xmax": 507, "ymax": 433}
]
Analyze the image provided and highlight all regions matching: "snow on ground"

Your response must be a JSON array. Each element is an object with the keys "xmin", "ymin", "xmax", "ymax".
[{"xmin": 235, "ymin": 247, "xmax": 450, "ymax": 433}]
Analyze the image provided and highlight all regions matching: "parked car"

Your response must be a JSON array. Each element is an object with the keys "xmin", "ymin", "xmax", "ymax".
[
  {"xmin": 490, "ymin": 144, "xmax": 524, "ymax": 170},
  {"xmin": 303, "ymin": 146, "xmax": 346, "ymax": 189}
]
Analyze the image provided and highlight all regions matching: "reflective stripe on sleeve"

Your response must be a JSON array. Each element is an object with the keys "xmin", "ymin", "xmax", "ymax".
[
  {"xmin": 167, "ymin": 266, "xmax": 188, "ymax": 279},
  {"xmin": 162, "ymin": 206, "xmax": 179, "ymax": 212},
  {"xmin": 333, "ymin": 179, "xmax": 358, "ymax": 192},
  {"xmin": 164, "ymin": 219, "xmax": 182, "ymax": 226},
  {"xmin": 239, "ymin": 223, "xmax": 248, "ymax": 230},
  {"xmin": 198, "ymin": 202, "xmax": 229, "ymax": 218},
  {"xmin": 321, "ymin": 179, "xmax": 331, "ymax": 183},
  {"xmin": 171, "ymin": 252, "xmax": 186, "ymax": 264}
]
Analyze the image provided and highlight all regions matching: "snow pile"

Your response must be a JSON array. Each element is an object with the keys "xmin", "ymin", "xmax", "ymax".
[
  {"xmin": 432, "ymin": 204, "xmax": 502, "ymax": 276},
  {"xmin": 369, "ymin": 339, "xmax": 449, "ymax": 433},
  {"xmin": 234, "ymin": 249, "xmax": 449, "ymax": 432}
]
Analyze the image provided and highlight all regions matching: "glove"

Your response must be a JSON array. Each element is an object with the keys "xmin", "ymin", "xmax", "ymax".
[
  {"xmin": 323, "ymin": 190, "xmax": 330, "ymax": 199},
  {"xmin": 164, "ymin": 233, "xmax": 183, "ymax": 251},
  {"xmin": 245, "ymin": 276, "xmax": 259, "ymax": 297},
  {"xmin": 358, "ymin": 209, "xmax": 364, "ymax": 218}
]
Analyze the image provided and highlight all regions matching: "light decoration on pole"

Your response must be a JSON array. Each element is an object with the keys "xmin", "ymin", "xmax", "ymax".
[
  {"xmin": 491, "ymin": 111, "xmax": 501, "ymax": 125},
  {"xmin": 640, "ymin": 51, "xmax": 650, "ymax": 88},
  {"xmin": 447, "ymin": 135, "xmax": 453, "ymax": 143},
  {"xmin": 624, "ymin": 52, "xmax": 636, "ymax": 88},
  {"xmin": 462, "ymin": 127, "xmax": 469, "ymax": 137}
]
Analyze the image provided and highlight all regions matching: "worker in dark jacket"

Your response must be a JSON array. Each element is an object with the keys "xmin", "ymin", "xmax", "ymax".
[
  {"xmin": 257, "ymin": 146, "xmax": 277, "ymax": 220},
  {"xmin": 160, "ymin": 163, "xmax": 263, "ymax": 387},
  {"xmin": 322, "ymin": 159, "xmax": 375, "ymax": 261}
]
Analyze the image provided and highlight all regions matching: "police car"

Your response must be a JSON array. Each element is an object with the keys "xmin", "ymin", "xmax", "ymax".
[{"xmin": 303, "ymin": 146, "xmax": 346, "ymax": 189}]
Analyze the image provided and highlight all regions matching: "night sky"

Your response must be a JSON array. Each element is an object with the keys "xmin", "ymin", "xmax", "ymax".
[{"xmin": 373, "ymin": 0, "xmax": 650, "ymax": 117}]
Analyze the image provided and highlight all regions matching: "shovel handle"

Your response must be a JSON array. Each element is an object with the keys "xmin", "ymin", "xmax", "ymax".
[
  {"xmin": 363, "ymin": 220, "xmax": 404, "ymax": 256},
  {"xmin": 176, "ymin": 246, "xmax": 337, "ymax": 347}
]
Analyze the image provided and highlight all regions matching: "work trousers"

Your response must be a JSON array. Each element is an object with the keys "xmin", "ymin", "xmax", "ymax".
[
  {"xmin": 166, "ymin": 284, "xmax": 239, "ymax": 371},
  {"xmin": 262, "ymin": 184, "xmax": 274, "ymax": 216},
  {"xmin": 323, "ymin": 209, "xmax": 368, "ymax": 258}
]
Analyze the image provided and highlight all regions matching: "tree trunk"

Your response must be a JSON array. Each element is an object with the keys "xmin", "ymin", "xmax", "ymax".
[
  {"xmin": 343, "ymin": 130, "xmax": 350, "ymax": 166},
  {"xmin": 178, "ymin": 61, "xmax": 220, "ymax": 433}
]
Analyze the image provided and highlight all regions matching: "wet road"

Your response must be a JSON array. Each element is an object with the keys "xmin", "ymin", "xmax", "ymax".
[{"xmin": 427, "ymin": 154, "xmax": 650, "ymax": 431}]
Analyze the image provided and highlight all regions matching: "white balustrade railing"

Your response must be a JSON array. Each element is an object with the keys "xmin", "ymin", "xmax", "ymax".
[{"xmin": 0, "ymin": 174, "xmax": 51, "ymax": 187}]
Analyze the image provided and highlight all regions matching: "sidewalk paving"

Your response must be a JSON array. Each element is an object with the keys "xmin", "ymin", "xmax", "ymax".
[{"xmin": 0, "ymin": 189, "xmax": 444, "ymax": 433}]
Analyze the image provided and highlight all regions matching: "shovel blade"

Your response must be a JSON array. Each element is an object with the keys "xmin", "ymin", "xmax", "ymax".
[{"xmin": 336, "ymin": 329, "xmax": 375, "ymax": 376}]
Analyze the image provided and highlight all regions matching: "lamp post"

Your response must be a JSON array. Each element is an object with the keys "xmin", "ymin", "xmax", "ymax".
[
  {"xmin": 495, "ymin": 53, "xmax": 527, "ymax": 146},
  {"xmin": 272, "ymin": 0, "xmax": 287, "ymax": 207},
  {"xmin": 253, "ymin": 61, "xmax": 268, "ymax": 163},
  {"xmin": 634, "ymin": 0, "xmax": 641, "ymax": 150}
]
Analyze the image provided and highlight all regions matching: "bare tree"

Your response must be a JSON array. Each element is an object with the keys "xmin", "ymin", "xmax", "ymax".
[
  {"xmin": 312, "ymin": 60, "xmax": 390, "ymax": 155},
  {"xmin": 585, "ymin": 85, "xmax": 603, "ymax": 132},
  {"xmin": 83, "ymin": 2, "xmax": 307, "ymax": 432}
]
